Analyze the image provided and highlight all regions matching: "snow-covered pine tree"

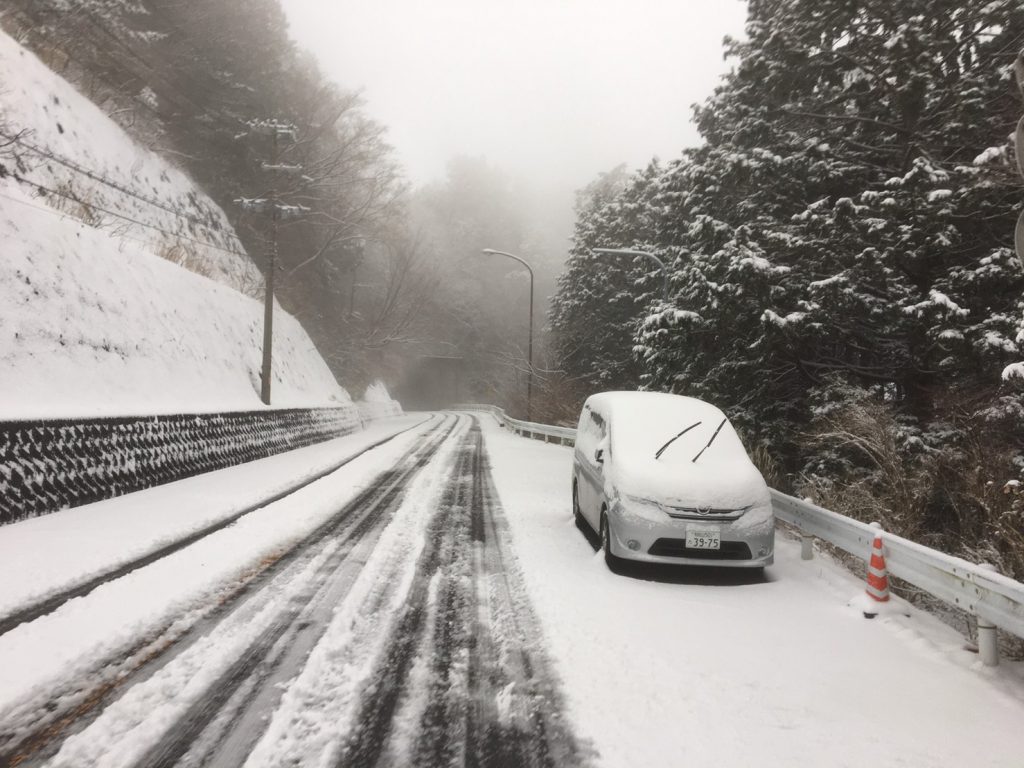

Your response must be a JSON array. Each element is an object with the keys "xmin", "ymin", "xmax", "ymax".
[
  {"xmin": 632, "ymin": 0, "xmax": 1024, "ymax": 464},
  {"xmin": 548, "ymin": 162, "xmax": 664, "ymax": 392}
]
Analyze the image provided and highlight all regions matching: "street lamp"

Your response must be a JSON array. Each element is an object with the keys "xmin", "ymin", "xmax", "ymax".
[
  {"xmin": 593, "ymin": 247, "xmax": 670, "ymax": 302},
  {"xmin": 481, "ymin": 248, "xmax": 535, "ymax": 421}
]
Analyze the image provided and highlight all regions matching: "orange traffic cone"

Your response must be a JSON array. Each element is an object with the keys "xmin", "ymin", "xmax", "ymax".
[{"xmin": 863, "ymin": 527, "xmax": 890, "ymax": 618}]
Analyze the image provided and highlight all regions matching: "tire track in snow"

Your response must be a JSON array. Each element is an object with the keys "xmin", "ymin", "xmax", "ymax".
[
  {"xmin": 2, "ymin": 414, "xmax": 591, "ymax": 768},
  {"xmin": 332, "ymin": 416, "xmax": 591, "ymax": 768},
  {"xmin": 0, "ymin": 415, "xmax": 436, "ymax": 639},
  {"xmin": 0, "ymin": 416, "xmax": 458, "ymax": 768}
]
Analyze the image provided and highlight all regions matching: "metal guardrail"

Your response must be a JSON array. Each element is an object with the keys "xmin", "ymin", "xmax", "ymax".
[
  {"xmin": 454, "ymin": 403, "xmax": 576, "ymax": 445},
  {"xmin": 457, "ymin": 403, "xmax": 1024, "ymax": 661},
  {"xmin": 771, "ymin": 490, "xmax": 1024, "ymax": 644}
]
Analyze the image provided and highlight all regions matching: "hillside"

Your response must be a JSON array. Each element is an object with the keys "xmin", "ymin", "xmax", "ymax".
[{"xmin": 0, "ymin": 28, "xmax": 352, "ymax": 418}]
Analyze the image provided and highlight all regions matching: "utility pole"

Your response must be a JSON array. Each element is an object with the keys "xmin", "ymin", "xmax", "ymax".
[
  {"xmin": 262, "ymin": 127, "xmax": 279, "ymax": 405},
  {"xmin": 235, "ymin": 119, "xmax": 307, "ymax": 405}
]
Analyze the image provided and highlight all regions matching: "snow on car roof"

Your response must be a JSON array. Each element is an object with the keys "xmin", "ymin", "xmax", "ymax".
[
  {"xmin": 586, "ymin": 391, "xmax": 765, "ymax": 507},
  {"xmin": 586, "ymin": 391, "xmax": 726, "ymax": 422},
  {"xmin": 587, "ymin": 391, "xmax": 746, "ymax": 465}
]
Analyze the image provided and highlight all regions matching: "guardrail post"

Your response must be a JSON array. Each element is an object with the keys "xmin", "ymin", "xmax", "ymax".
[
  {"xmin": 976, "ymin": 563, "xmax": 1000, "ymax": 667},
  {"xmin": 800, "ymin": 533, "xmax": 814, "ymax": 560}
]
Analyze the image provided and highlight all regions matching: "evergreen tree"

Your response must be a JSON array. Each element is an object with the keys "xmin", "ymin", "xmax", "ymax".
[
  {"xmin": 554, "ymin": 0, "xmax": 1024, "ymax": 460},
  {"xmin": 548, "ymin": 162, "xmax": 664, "ymax": 392}
]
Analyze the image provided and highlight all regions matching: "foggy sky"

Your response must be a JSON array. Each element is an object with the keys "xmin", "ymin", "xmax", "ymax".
[{"xmin": 282, "ymin": 0, "xmax": 746, "ymax": 193}]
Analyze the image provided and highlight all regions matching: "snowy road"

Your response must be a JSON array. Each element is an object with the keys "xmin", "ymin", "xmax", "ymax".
[
  {"xmin": 0, "ymin": 412, "xmax": 1023, "ymax": 767},
  {"xmin": 0, "ymin": 414, "xmax": 586, "ymax": 768}
]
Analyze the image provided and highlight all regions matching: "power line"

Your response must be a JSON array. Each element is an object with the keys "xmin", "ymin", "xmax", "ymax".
[
  {"xmin": 0, "ymin": 127, "xmax": 244, "ymax": 245},
  {"xmin": 2, "ymin": 176, "xmax": 251, "ymax": 260},
  {"xmin": 0, "ymin": 187, "xmax": 261, "ymax": 290}
]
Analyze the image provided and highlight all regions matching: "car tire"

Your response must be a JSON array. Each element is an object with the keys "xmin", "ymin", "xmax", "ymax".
[
  {"xmin": 572, "ymin": 484, "xmax": 586, "ymax": 529},
  {"xmin": 601, "ymin": 509, "xmax": 624, "ymax": 574}
]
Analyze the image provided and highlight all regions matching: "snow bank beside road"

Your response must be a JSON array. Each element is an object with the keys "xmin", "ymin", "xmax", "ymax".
[
  {"xmin": 0, "ymin": 416, "xmax": 437, "ymax": 718},
  {"xmin": 357, "ymin": 380, "xmax": 403, "ymax": 421},
  {"xmin": 0, "ymin": 413, "xmax": 429, "ymax": 619},
  {"xmin": 479, "ymin": 416, "xmax": 1024, "ymax": 768}
]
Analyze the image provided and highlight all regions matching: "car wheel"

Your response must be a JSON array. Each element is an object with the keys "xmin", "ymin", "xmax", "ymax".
[
  {"xmin": 572, "ymin": 484, "xmax": 586, "ymax": 528},
  {"xmin": 601, "ymin": 509, "xmax": 624, "ymax": 574}
]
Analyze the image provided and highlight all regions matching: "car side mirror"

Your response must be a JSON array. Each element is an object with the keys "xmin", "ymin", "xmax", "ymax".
[{"xmin": 594, "ymin": 447, "xmax": 604, "ymax": 464}]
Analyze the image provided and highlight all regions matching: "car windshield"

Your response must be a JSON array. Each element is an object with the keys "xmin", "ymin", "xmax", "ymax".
[
  {"xmin": 691, "ymin": 417, "xmax": 729, "ymax": 463},
  {"xmin": 654, "ymin": 421, "xmax": 701, "ymax": 460},
  {"xmin": 610, "ymin": 402, "xmax": 748, "ymax": 468}
]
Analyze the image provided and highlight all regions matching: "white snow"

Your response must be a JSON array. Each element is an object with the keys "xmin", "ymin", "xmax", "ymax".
[
  {"xmin": 905, "ymin": 289, "xmax": 969, "ymax": 319},
  {"xmin": 808, "ymin": 273, "xmax": 846, "ymax": 290},
  {"xmin": 740, "ymin": 253, "xmax": 790, "ymax": 275},
  {"xmin": 1003, "ymin": 362, "xmax": 1024, "ymax": 381},
  {"xmin": 979, "ymin": 330, "xmax": 1019, "ymax": 354},
  {"xmin": 761, "ymin": 308, "xmax": 806, "ymax": 328},
  {"xmin": 581, "ymin": 392, "xmax": 769, "ymax": 510},
  {"xmin": 357, "ymin": 380, "xmax": 404, "ymax": 421},
  {"xmin": 0, "ymin": 28, "xmax": 258, "ymax": 290},
  {"xmin": 0, "ymin": 28, "xmax": 351, "ymax": 417},
  {"xmin": 973, "ymin": 145, "xmax": 1007, "ymax": 166},
  {"xmin": 0, "ymin": 180, "xmax": 349, "ymax": 416},
  {"xmin": 479, "ymin": 415, "xmax": 1024, "ymax": 768},
  {"xmin": 245, "ymin": 421, "xmax": 467, "ymax": 767},
  {"xmin": 0, "ymin": 415, "xmax": 438, "ymax": 718},
  {"xmin": 641, "ymin": 307, "xmax": 702, "ymax": 329},
  {"xmin": 0, "ymin": 414, "xmax": 429, "ymax": 618},
  {"xmin": 3, "ymin": 411, "xmax": 1024, "ymax": 767}
]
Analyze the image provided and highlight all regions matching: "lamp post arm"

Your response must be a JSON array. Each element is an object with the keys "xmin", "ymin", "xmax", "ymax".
[
  {"xmin": 593, "ymin": 247, "xmax": 669, "ymax": 302},
  {"xmin": 481, "ymin": 248, "xmax": 535, "ymax": 282}
]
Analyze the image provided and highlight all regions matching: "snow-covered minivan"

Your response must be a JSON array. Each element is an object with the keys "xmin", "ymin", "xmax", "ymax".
[{"xmin": 572, "ymin": 392, "xmax": 774, "ymax": 572}]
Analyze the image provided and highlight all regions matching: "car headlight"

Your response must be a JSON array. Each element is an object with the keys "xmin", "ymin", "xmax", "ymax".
[
  {"xmin": 731, "ymin": 502, "xmax": 774, "ymax": 532},
  {"xmin": 622, "ymin": 493, "xmax": 664, "ymax": 511}
]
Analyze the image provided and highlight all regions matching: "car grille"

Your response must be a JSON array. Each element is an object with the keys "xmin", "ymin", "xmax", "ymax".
[
  {"xmin": 648, "ymin": 539, "xmax": 753, "ymax": 560},
  {"xmin": 663, "ymin": 505, "xmax": 748, "ymax": 521}
]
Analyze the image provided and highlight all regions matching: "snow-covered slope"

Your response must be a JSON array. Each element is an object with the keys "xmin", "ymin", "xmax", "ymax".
[
  {"xmin": 0, "ymin": 29, "xmax": 258, "ymax": 291},
  {"xmin": 0, "ymin": 182, "xmax": 350, "ymax": 417},
  {"xmin": 356, "ymin": 380, "xmax": 403, "ymax": 421},
  {"xmin": 0, "ymin": 29, "xmax": 350, "ymax": 417}
]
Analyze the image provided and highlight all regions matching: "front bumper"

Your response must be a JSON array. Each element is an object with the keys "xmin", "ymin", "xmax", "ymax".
[{"xmin": 608, "ymin": 497, "xmax": 774, "ymax": 568}]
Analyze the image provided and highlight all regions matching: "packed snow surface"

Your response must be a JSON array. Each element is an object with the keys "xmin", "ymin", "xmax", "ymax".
[
  {"xmin": 0, "ymin": 414, "xmax": 428, "ymax": 618},
  {"xmin": 1, "ymin": 413, "xmax": 1023, "ymax": 767},
  {"xmin": 0, "ymin": 415, "xmax": 437, "ymax": 717},
  {"xmin": 480, "ymin": 415, "xmax": 1024, "ymax": 768}
]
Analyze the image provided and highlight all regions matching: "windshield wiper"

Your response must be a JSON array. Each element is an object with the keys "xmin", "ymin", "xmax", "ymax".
[
  {"xmin": 654, "ymin": 421, "xmax": 701, "ymax": 460},
  {"xmin": 692, "ymin": 417, "xmax": 728, "ymax": 463}
]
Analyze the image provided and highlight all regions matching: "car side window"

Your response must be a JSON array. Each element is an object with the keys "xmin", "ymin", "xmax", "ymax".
[
  {"xmin": 576, "ymin": 404, "xmax": 603, "ymax": 463},
  {"xmin": 591, "ymin": 411, "xmax": 610, "ymax": 459}
]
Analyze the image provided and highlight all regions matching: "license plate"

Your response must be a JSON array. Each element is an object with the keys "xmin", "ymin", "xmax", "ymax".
[{"xmin": 686, "ymin": 527, "xmax": 721, "ymax": 550}]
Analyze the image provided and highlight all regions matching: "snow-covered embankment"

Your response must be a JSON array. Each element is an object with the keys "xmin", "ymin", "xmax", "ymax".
[{"xmin": 0, "ymin": 27, "xmax": 357, "ymax": 418}]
